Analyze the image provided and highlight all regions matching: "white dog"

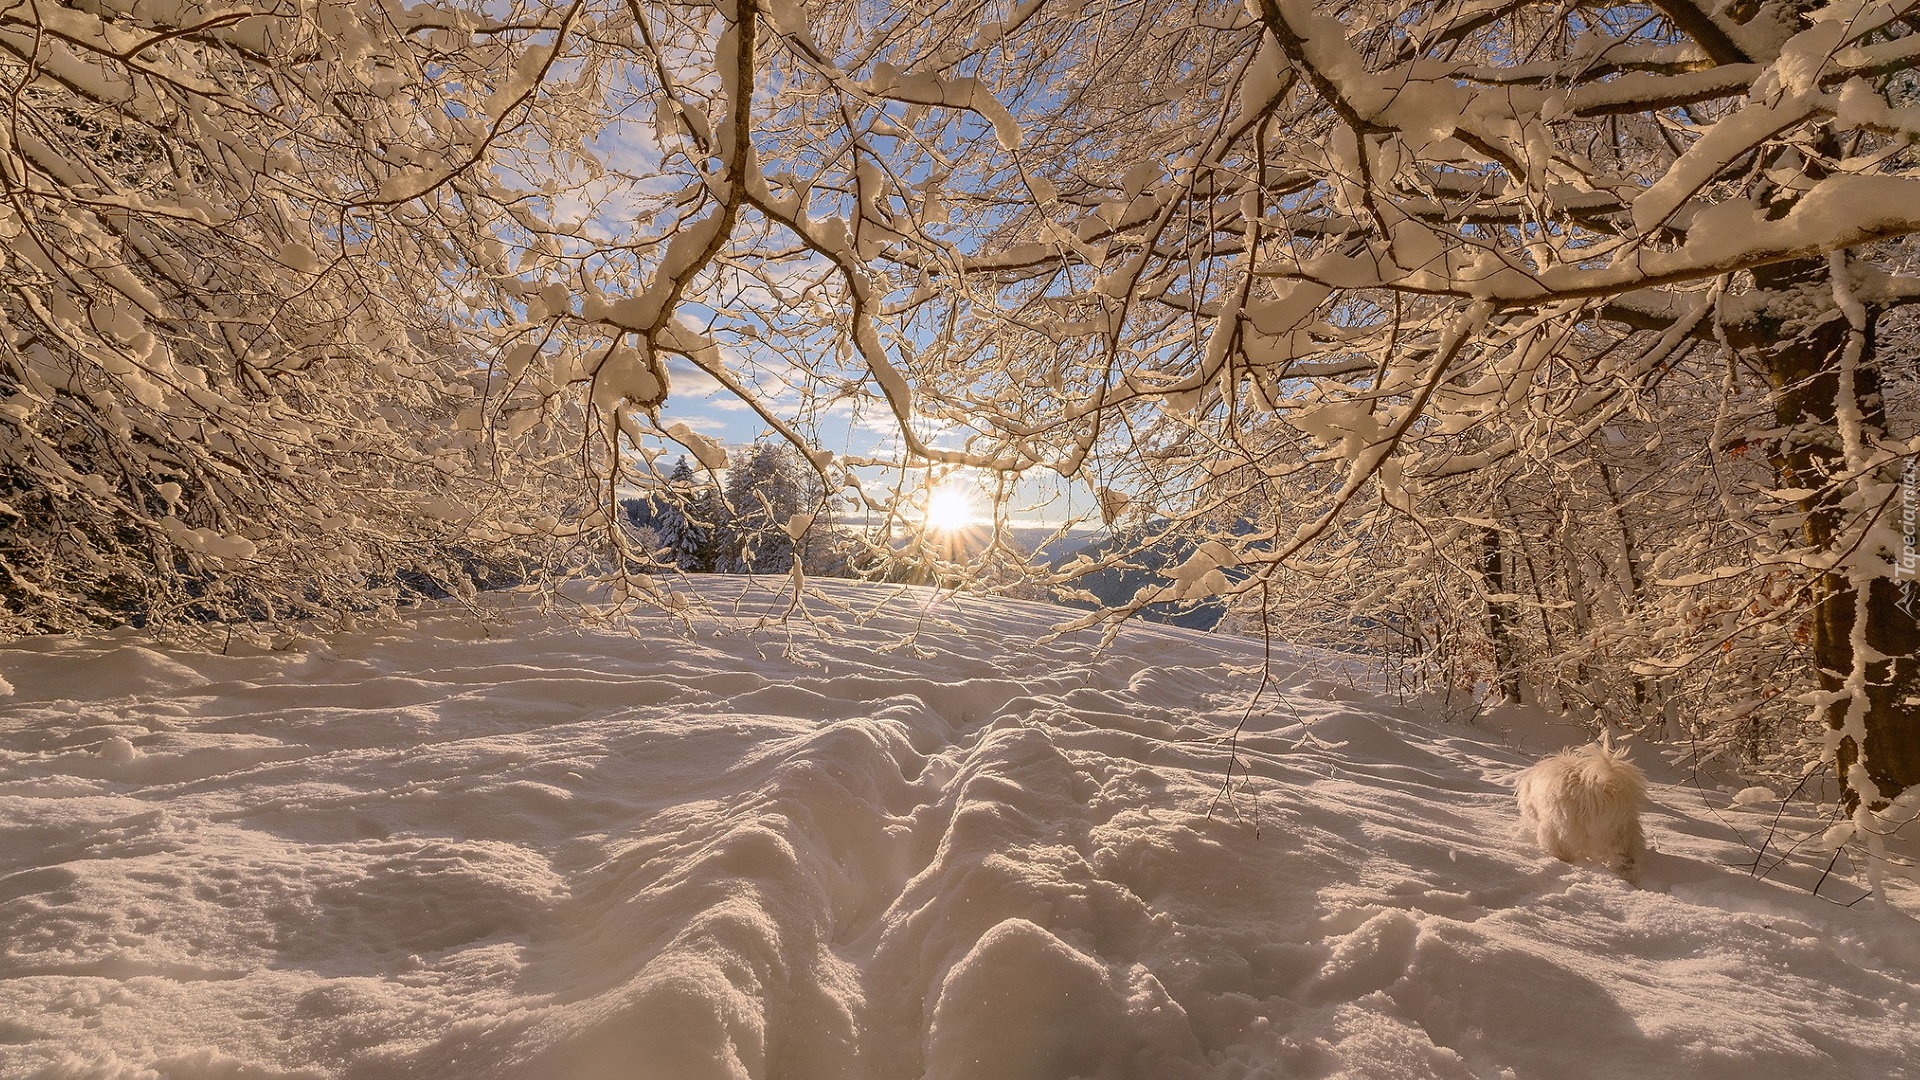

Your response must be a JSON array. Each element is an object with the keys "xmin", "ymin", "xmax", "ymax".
[{"xmin": 1515, "ymin": 742, "xmax": 1647, "ymax": 883}]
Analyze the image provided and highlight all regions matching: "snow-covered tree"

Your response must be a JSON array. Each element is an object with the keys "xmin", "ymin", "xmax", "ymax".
[
  {"xmin": 718, "ymin": 440, "xmax": 827, "ymax": 575},
  {"xmin": 654, "ymin": 457, "xmax": 711, "ymax": 571},
  {"xmin": 8, "ymin": 0, "xmax": 1919, "ymax": 839},
  {"xmin": 623, "ymin": 457, "xmax": 713, "ymax": 570},
  {"xmin": 773, "ymin": 0, "xmax": 1920, "ymax": 820},
  {"xmin": 0, "ymin": 0, "xmax": 610, "ymax": 630}
]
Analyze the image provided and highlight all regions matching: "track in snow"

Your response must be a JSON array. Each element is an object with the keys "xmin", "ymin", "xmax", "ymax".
[{"xmin": 2, "ymin": 578, "xmax": 1917, "ymax": 1080}]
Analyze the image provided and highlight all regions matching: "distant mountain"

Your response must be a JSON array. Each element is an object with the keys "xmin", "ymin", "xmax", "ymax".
[
  {"xmin": 1044, "ymin": 519, "xmax": 1251, "ymax": 631},
  {"xmin": 1001, "ymin": 523, "xmax": 1102, "ymax": 562}
]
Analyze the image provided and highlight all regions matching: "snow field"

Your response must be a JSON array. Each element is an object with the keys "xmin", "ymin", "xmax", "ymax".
[{"xmin": 1, "ymin": 578, "xmax": 1918, "ymax": 1080}]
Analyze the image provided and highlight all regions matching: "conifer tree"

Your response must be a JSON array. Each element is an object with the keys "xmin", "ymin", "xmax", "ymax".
[{"xmin": 650, "ymin": 457, "xmax": 708, "ymax": 571}]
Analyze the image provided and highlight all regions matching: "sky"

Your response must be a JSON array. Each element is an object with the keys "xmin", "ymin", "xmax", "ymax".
[{"xmin": 648, "ymin": 350, "xmax": 1106, "ymax": 531}]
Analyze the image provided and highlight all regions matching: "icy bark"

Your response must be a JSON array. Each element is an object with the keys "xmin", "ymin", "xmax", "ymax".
[{"xmin": 1724, "ymin": 253, "xmax": 1920, "ymax": 809}]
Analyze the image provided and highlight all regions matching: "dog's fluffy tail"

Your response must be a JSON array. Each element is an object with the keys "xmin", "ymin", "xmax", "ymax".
[
  {"xmin": 1573, "ymin": 741, "xmax": 1647, "ymax": 792},
  {"xmin": 1515, "ymin": 742, "xmax": 1648, "ymax": 883}
]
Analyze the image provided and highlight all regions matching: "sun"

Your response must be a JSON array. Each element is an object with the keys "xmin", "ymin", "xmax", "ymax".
[{"xmin": 923, "ymin": 482, "xmax": 975, "ymax": 534}]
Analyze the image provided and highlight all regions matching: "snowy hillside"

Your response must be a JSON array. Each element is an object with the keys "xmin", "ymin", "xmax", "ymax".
[{"xmin": 2, "ymin": 579, "xmax": 1917, "ymax": 1080}]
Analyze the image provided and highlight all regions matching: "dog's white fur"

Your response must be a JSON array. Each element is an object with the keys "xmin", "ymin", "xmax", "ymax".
[{"xmin": 1515, "ymin": 742, "xmax": 1647, "ymax": 883}]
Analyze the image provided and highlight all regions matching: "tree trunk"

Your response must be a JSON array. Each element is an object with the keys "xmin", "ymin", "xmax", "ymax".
[
  {"xmin": 1484, "ymin": 524, "xmax": 1521, "ymax": 704},
  {"xmin": 1726, "ymin": 255, "xmax": 1920, "ymax": 811},
  {"xmin": 1555, "ymin": 498, "xmax": 1599, "ymax": 707},
  {"xmin": 1596, "ymin": 458, "xmax": 1655, "ymax": 723}
]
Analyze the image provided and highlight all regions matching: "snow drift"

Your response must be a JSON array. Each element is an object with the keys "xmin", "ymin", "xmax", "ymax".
[{"xmin": 1, "ymin": 579, "xmax": 1917, "ymax": 1080}]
